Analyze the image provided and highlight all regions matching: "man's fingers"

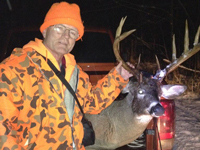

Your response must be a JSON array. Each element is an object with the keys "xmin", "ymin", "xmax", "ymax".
[{"xmin": 126, "ymin": 62, "xmax": 135, "ymax": 68}]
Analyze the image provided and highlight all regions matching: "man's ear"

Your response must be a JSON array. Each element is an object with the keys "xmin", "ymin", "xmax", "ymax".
[{"xmin": 42, "ymin": 29, "xmax": 47, "ymax": 38}]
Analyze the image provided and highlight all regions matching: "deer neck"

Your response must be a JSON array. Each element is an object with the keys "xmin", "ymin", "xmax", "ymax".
[{"xmin": 108, "ymin": 95, "xmax": 153, "ymax": 147}]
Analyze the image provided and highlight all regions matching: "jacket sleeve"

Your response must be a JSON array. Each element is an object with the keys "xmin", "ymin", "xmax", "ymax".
[
  {"xmin": 0, "ymin": 65, "xmax": 25, "ymax": 149},
  {"xmin": 77, "ymin": 67, "xmax": 129, "ymax": 114}
]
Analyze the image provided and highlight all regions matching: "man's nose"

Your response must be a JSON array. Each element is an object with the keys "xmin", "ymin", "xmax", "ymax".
[{"xmin": 62, "ymin": 29, "xmax": 70, "ymax": 38}]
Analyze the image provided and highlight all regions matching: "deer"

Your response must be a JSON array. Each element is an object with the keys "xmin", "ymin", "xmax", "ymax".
[{"xmin": 85, "ymin": 17, "xmax": 200, "ymax": 150}]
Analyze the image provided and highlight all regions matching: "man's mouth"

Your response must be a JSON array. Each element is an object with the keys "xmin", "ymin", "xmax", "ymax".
[{"xmin": 58, "ymin": 41, "xmax": 68, "ymax": 47}]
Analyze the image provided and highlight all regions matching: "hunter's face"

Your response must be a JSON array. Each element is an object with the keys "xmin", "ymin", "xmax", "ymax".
[{"xmin": 42, "ymin": 24, "xmax": 78, "ymax": 60}]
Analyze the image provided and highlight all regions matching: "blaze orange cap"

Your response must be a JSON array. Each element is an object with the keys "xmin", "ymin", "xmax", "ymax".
[{"xmin": 40, "ymin": 2, "xmax": 84, "ymax": 41}]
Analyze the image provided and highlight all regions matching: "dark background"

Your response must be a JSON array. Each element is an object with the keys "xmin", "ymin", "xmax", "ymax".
[{"xmin": 0, "ymin": 0, "xmax": 200, "ymax": 67}]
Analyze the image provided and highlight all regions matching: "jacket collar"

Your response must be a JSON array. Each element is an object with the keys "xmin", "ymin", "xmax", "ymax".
[{"xmin": 24, "ymin": 38, "xmax": 77, "ymax": 81}]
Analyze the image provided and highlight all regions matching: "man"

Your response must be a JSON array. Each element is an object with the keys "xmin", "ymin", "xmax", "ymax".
[{"xmin": 0, "ymin": 2, "xmax": 133, "ymax": 150}]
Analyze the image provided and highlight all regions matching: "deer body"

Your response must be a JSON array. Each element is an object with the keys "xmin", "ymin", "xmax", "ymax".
[{"xmin": 85, "ymin": 94, "xmax": 153, "ymax": 149}]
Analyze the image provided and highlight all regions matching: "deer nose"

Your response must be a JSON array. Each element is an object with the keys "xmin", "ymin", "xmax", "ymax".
[{"xmin": 150, "ymin": 103, "xmax": 165, "ymax": 117}]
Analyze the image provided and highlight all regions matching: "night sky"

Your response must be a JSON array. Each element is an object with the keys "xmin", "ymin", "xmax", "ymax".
[{"xmin": 0, "ymin": 0, "xmax": 200, "ymax": 65}]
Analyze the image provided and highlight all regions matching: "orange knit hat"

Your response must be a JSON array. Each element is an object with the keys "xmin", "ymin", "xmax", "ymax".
[{"xmin": 40, "ymin": 2, "xmax": 84, "ymax": 40}]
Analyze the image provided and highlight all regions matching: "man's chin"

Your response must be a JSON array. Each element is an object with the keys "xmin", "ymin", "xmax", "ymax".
[{"xmin": 56, "ymin": 47, "xmax": 71, "ymax": 54}]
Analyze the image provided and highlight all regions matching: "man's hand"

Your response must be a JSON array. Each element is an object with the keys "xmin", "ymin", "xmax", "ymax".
[{"xmin": 115, "ymin": 61, "xmax": 134, "ymax": 80}]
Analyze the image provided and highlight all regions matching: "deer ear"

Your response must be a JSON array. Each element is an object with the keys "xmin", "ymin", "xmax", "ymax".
[{"xmin": 161, "ymin": 84, "xmax": 187, "ymax": 99}]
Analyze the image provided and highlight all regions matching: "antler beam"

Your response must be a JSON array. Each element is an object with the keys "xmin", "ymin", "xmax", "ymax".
[
  {"xmin": 113, "ymin": 17, "xmax": 138, "ymax": 76},
  {"xmin": 164, "ymin": 20, "xmax": 200, "ymax": 75}
]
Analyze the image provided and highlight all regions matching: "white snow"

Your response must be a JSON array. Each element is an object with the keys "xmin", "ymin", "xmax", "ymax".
[{"xmin": 172, "ymin": 93, "xmax": 200, "ymax": 150}]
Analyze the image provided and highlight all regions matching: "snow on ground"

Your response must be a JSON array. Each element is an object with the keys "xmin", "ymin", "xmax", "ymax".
[{"xmin": 173, "ymin": 93, "xmax": 200, "ymax": 150}]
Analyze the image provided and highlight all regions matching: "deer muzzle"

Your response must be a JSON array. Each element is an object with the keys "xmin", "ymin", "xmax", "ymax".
[{"xmin": 150, "ymin": 103, "xmax": 165, "ymax": 117}]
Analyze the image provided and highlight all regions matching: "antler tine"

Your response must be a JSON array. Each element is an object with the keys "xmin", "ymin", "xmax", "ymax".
[
  {"xmin": 115, "ymin": 16, "xmax": 127, "ymax": 38},
  {"xmin": 184, "ymin": 20, "xmax": 189, "ymax": 53},
  {"xmin": 172, "ymin": 34, "xmax": 177, "ymax": 61},
  {"xmin": 194, "ymin": 25, "xmax": 200, "ymax": 45},
  {"xmin": 113, "ymin": 17, "xmax": 138, "ymax": 76},
  {"xmin": 155, "ymin": 55, "xmax": 161, "ymax": 70},
  {"xmin": 136, "ymin": 54, "xmax": 141, "ymax": 69}
]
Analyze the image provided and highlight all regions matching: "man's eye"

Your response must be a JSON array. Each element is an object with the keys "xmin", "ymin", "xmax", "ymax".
[
  {"xmin": 57, "ymin": 26, "xmax": 65, "ymax": 31},
  {"xmin": 70, "ymin": 31, "xmax": 76, "ymax": 36}
]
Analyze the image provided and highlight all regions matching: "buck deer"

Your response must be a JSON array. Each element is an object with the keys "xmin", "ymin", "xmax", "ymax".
[{"xmin": 85, "ymin": 18, "xmax": 200, "ymax": 150}]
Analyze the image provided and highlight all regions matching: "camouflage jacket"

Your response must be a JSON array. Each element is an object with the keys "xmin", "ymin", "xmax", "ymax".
[{"xmin": 0, "ymin": 39, "xmax": 128, "ymax": 150}]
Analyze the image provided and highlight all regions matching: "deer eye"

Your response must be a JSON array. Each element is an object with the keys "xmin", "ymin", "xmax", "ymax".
[{"xmin": 138, "ymin": 89, "xmax": 144, "ymax": 94}]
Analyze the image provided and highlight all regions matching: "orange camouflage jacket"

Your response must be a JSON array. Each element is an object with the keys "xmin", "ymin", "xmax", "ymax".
[{"xmin": 0, "ymin": 39, "xmax": 128, "ymax": 150}]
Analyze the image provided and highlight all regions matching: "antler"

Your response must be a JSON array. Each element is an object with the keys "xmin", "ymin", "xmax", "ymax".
[
  {"xmin": 154, "ymin": 20, "xmax": 200, "ymax": 82},
  {"xmin": 113, "ymin": 17, "xmax": 138, "ymax": 76}
]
